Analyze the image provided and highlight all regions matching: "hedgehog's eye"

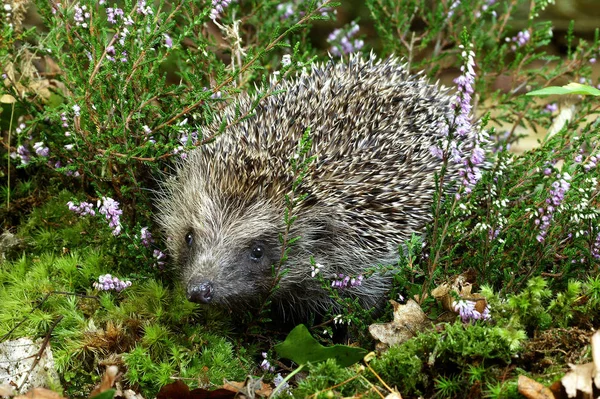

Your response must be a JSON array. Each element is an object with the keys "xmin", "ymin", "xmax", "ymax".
[
  {"xmin": 185, "ymin": 231, "xmax": 193, "ymax": 247},
  {"xmin": 250, "ymin": 245, "xmax": 264, "ymax": 261}
]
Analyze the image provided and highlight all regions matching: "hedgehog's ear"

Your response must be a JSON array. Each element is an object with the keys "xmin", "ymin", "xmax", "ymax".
[{"xmin": 307, "ymin": 215, "xmax": 346, "ymax": 245}]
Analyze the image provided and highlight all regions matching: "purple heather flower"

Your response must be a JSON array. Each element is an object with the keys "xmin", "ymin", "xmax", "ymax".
[
  {"xmin": 590, "ymin": 58, "xmax": 597, "ymax": 64},
  {"xmin": 73, "ymin": 104, "xmax": 81, "ymax": 116},
  {"xmin": 545, "ymin": 102, "xmax": 558, "ymax": 113},
  {"xmin": 67, "ymin": 200, "xmax": 96, "ymax": 216},
  {"xmin": 488, "ymin": 228, "xmax": 500, "ymax": 240},
  {"xmin": 260, "ymin": 352, "xmax": 275, "ymax": 372},
  {"xmin": 98, "ymin": 197, "xmax": 123, "ymax": 235},
  {"xmin": 13, "ymin": 145, "xmax": 31, "ymax": 165},
  {"xmin": 119, "ymin": 28, "xmax": 130, "ymax": 46},
  {"xmin": 210, "ymin": 0, "xmax": 234, "ymax": 20},
  {"xmin": 106, "ymin": 45, "xmax": 116, "ymax": 62},
  {"xmin": 153, "ymin": 249, "xmax": 166, "ymax": 261},
  {"xmin": 273, "ymin": 374, "xmax": 290, "ymax": 393},
  {"xmin": 61, "ymin": 112, "xmax": 69, "ymax": 128},
  {"xmin": 536, "ymin": 172, "xmax": 571, "ymax": 243},
  {"xmin": 584, "ymin": 154, "xmax": 598, "ymax": 171},
  {"xmin": 153, "ymin": 249, "xmax": 167, "ymax": 268},
  {"xmin": 328, "ymin": 21, "xmax": 363, "ymax": 57},
  {"xmin": 179, "ymin": 130, "xmax": 199, "ymax": 146},
  {"xmin": 331, "ymin": 273, "xmax": 363, "ymax": 289},
  {"xmin": 74, "ymin": 3, "xmax": 89, "ymax": 28},
  {"xmin": 447, "ymin": 0, "xmax": 460, "ymax": 17},
  {"xmin": 511, "ymin": 29, "xmax": 530, "ymax": 49},
  {"xmin": 137, "ymin": 0, "xmax": 153, "ymax": 15},
  {"xmin": 164, "ymin": 34, "xmax": 173, "ymax": 48},
  {"xmin": 140, "ymin": 226, "xmax": 153, "ymax": 247},
  {"xmin": 429, "ymin": 145, "xmax": 444, "ymax": 160},
  {"xmin": 93, "ymin": 274, "xmax": 132, "ymax": 292},
  {"xmin": 277, "ymin": 3, "xmax": 294, "ymax": 19},
  {"xmin": 33, "ymin": 142, "xmax": 49, "ymax": 157},
  {"xmin": 482, "ymin": 0, "xmax": 497, "ymax": 12},
  {"xmin": 436, "ymin": 42, "xmax": 487, "ymax": 193},
  {"xmin": 453, "ymin": 299, "xmax": 491, "ymax": 323},
  {"xmin": 452, "ymin": 45, "xmax": 476, "ymax": 137},
  {"xmin": 592, "ymin": 232, "xmax": 600, "ymax": 259}
]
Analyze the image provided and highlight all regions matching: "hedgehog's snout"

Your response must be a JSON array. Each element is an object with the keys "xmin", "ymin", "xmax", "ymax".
[{"xmin": 187, "ymin": 278, "xmax": 214, "ymax": 304}]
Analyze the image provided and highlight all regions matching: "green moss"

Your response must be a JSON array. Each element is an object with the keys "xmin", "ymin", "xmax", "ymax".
[
  {"xmin": 0, "ymin": 214, "xmax": 252, "ymax": 398},
  {"xmin": 293, "ymin": 359, "xmax": 368, "ymax": 398}
]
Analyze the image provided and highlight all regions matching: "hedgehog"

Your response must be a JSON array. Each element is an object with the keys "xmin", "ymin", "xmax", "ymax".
[{"xmin": 156, "ymin": 54, "xmax": 464, "ymax": 318}]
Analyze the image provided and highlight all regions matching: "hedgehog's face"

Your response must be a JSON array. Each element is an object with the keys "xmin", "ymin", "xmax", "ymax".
[{"xmin": 178, "ymin": 198, "xmax": 284, "ymax": 309}]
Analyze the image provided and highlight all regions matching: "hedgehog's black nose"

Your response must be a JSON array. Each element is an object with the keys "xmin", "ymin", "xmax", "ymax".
[{"xmin": 187, "ymin": 280, "xmax": 214, "ymax": 304}]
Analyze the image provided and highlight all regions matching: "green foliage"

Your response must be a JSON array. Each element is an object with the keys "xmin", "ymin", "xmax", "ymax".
[
  {"xmin": 274, "ymin": 324, "xmax": 367, "ymax": 367},
  {"xmin": 292, "ymin": 359, "xmax": 367, "ymax": 399},
  {"xmin": 124, "ymin": 330, "xmax": 248, "ymax": 397},
  {"xmin": 369, "ymin": 322, "xmax": 524, "ymax": 398},
  {"xmin": 527, "ymin": 82, "xmax": 600, "ymax": 96}
]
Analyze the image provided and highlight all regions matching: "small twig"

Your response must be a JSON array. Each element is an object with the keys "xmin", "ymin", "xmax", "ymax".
[
  {"xmin": 17, "ymin": 315, "xmax": 64, "ymax": 391},
  {"xmin": 51, "ymin": 290, "xmax": 101, "ymax": 301},
  {"xmin": 7, "ymin": 101, "xmax": 15, "ymax": 212}
]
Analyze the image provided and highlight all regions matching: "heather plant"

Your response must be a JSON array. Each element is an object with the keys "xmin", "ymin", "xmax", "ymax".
[
  {"xmin": 364, "ymin": 0, "xmax": 600, "ymax": 295},
  {"xmin": 1, "ymin": 0, "xmax": 600, "ymax": 397}
]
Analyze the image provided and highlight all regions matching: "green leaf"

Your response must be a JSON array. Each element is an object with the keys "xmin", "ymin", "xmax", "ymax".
[
  {"xmin": 90, "ymin": 389, "xmax": 116, "ymax": 399},
  {"xmin": 274, "ymin": 324, "xmax": 367, "ymax": 367},
  {"xmin": 526, "ymin": 82, "xmax": 600, "ymax": 96}
]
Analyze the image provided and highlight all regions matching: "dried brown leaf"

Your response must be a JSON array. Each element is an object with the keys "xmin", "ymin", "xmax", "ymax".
[
  {"xmin": 89, "ymin": 366, "xmax": 119, "ymax": 398},
  {"xmin": 369, "ymin": 299, "xmax": 429, "ymax": 347},
  {"xmin": 517, "ymin": 375, "xmax": 556, "ymax": 399},
  {"xmin": 14, "ymin": 388, "xmax": 66, "ymax": 399}
]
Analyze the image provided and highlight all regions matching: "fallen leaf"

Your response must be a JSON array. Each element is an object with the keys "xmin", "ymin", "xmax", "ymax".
[
  {"xmin": 156, "ymin": 380, "xmax": 236, "ymax": 399},
  {"xmin": 369, "ymin": 299, "xmax": 429, "ymax": 347},
  {"xmin": 223, "ymin": 377, "xmax": 271, "ymax": 397},
  {"xmin": 554, "ymin": 330, "xmax": 600, "ymax": 398},
  {"xmin": 561, "ymin": 363, "xmax": 595, "ymax": 398},
  {"xmin": 14, "ymin": 388, "xmax": 66, "ymax": 399},
  {"xmin": 0, "ymin": 94, "xmax": 16, "ymax": 103},
  {"xmin": 122, "ymin": 389, "xmax": 144, "ymax": 399},
  {"xmin": 0, "ymin": 384, "xmax": 14, "ymax": 397},
  {"xmin": 517, "ymin": 375, "xmax": 555, "ymax": 399},
  {"xmin": 384, "ymin": 389, "xmax": 403, "ymax": 399},
  {"xmin": 89, "ymin": 365, "xmax": 119, "ymax": 398}
]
